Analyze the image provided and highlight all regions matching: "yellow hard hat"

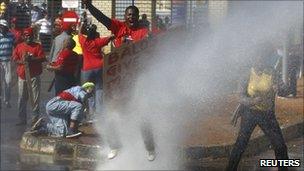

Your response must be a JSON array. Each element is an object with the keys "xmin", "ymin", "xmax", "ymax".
[{"xmin": 82, "ymin": 82, "xmax": 95, "ymax": 89}]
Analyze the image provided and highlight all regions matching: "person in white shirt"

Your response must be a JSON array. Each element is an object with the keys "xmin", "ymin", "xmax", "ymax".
[{"xmin": 35, "ymin": 12, "xmax": 52, "ymax": 52}]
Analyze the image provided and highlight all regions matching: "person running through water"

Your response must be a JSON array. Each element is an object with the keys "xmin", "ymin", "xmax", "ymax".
[{"xmin": 226, "ymin": 43, "xmax": 289, "ymax": 171}]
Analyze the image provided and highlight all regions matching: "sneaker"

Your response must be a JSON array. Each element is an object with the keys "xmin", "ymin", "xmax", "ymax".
[
  {"xmin": 107, "ymin": 149, "xmax": 118, "ymax": 159},
  {"xmin": 147, "ymin": 150, "xmax": 156, "ymax": 161},
  {"xmin": 30, "ymin": 117, "xmax": 44, "ymax": 131},
  {"xmin": 65, "ymin": 128, "xmax": 82, "ymax": 138}
]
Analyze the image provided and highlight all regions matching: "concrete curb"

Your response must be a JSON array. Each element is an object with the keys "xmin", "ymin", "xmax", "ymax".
[
  {"xmin": 20, "ymin": 121, "xmax": 303, "ymax": 162},
  {"xmin": 184, "ymin": 121, "xmax": 304, "ymax": 160},
  {"xmin": 20, "ymin": 134, "xmax": 102, "ymax": 162}
]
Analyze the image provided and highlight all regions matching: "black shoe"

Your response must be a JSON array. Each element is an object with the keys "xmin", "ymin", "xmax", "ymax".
[
  {"xmin": 16, "ymin": 120, "xmax": 27, "ymax": 126},
  {"xmin": 65, "ymin": 129, "xmax": 82, "ymax": 138},
  {"xmin": 31, "ymin": 117, "xmax": 44, "ymax": 131}
]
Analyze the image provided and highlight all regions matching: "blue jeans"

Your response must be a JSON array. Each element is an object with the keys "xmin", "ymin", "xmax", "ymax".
[
  {"xmin": 54, "ymin": 73, "xmax": 76, "ymax": 95},
  {"xmin": 44, "ymin": 97, "xmax": 84, "ymax": 137},
  {"xmin": 81, "ymin": 68, "xmax": 103, "ymax": 114}
]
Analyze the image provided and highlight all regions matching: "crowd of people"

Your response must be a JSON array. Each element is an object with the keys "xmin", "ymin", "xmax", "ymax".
[
  {"xmin": 0, "ymin": 0, "xmax": 302, "ymax": 167},
  {"xmin": 0, "ymin": 0, "xmax": 169, "ymax": 162}
]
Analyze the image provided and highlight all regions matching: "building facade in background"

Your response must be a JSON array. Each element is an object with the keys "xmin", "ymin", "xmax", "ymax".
[{"xmin": 4, "ymin": 0, "xmax": 301, "ymax": 55}]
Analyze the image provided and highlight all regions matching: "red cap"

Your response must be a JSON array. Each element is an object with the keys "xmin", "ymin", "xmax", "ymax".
[{"xmin": 23, "ymin": 27, "xmax": 33, "ymax": 36}]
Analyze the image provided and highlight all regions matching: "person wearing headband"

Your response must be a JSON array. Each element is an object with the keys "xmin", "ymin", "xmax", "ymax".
[{"xmin": 30, "ymin": 82, "xmax": 95, "ymax": 138}]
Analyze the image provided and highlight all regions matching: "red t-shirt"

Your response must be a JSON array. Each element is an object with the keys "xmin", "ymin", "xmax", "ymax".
[
  {"xmin": 13, "ymin": 42, "xmax": 45, "ymax": 80},
  {"xmin": 79, "ymin": 34, "xmax": 110, "ymax": 71},
  {"xmin": 110, "ymin": 19, "xmax": 149, "ymax": 47},
  {"xmin": 52, "ymin": 49, "xmax": 79, "ymax": 75}
]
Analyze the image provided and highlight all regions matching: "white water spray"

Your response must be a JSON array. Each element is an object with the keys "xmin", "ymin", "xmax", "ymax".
[{"xmin": 95, "ymin": 1, "xmax": 303, "ymax": 170}]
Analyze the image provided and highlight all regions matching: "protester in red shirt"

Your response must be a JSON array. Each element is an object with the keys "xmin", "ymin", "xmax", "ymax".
[
  {"xmin": 82, "ymin": 0, "xmax": 156, "ymax": 162},
  {"xmin": 79, "ymin": 24, "xmax": 114, "ymax": 72},
  {"xmin": 151, "ymin": 15, "xmax": 166, "ymax": 36},
  {"xmin": 47, "ymin": 38, "xmax": 80, "ymax": 95},
  {"xmin": 9, "ymin": 17, "xmax": 23, "ymax": 45},
  {"xmin": 78, "ymin": 23, "xmax": 114, "ymax": 121},
  {"xmin": 82, "ymin": 0, "xmax": 149, "ymax": 48},
  {"xmin": 12, "ymin": 27, "xmax": 46, "ymax": 126}
]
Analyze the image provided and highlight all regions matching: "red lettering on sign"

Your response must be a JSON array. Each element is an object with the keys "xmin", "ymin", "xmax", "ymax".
[
  {"xmin": 106, "ymin": 76, "xmax": 121, "ymax": 90},
  {"xmin": 106, "ymin": 64, "xmax": 121, "ymax": 77},
  {"xmin": 122, "ymin": 58, "xmax": 133, "ymax": 70},
  {"xmin": 121, "ymin": 47, "xmax": 132, "ymax": 60},
  {"xmin": 108, "ymin": 52, "xmax": 119, "ymax": 65}
]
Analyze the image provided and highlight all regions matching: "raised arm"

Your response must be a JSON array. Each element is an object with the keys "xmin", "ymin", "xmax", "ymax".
[{"xmin": 83, "ymin": 0, "xmax": 111, "ymax": 29}]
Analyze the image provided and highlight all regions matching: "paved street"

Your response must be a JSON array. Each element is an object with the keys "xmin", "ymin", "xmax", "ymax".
[
  {"xmin": 187, "ymin": 137, "xmax": 304, "ymax": 171},
  {"xmin": 1, "ymin": 69, "xmax": 57, "ymax": 170},
  {"xmin": 1, "ymin": 71, "xmax": 303, "ymax": 171}
]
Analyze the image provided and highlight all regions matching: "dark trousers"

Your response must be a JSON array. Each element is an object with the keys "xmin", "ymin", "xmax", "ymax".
[
  {"xmin": 288, "ymin": 67, "xmax": 298, "ymax": 96},
  {"xmin": 288, "ymin": 55, "xmax": 300, "ymax": 96},
  {"xmin": 54, "ymin": 74, "xmax": 76, "ymax": 95},
  {"xmin": 105, "ymin": 119, "xmax": 155, "ymax": 152},
  {"xmin": 226, "ymin": 108, "xmax": 288, "ymax": 171},
  {"xmin": 39, "ymin": 33, "xmax": 52, "ymax": 53}
]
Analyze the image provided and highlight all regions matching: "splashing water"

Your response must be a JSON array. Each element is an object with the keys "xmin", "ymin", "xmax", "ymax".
[{"xmin": 95, "ymin": 1, "xmax": 303, "ymax": 170}]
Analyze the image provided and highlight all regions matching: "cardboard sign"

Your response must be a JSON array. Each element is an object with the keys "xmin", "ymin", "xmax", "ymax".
[
  {"xmin": 103, "ymin": 26, "xmax": 185, "ymax": 105},
  {"xmin": 62, "ymin": 0, "xmax": 79, "ymax": 8},
  {"xmin": 103, "ymin": 38, "xmax": 155, "ymax": 103}
]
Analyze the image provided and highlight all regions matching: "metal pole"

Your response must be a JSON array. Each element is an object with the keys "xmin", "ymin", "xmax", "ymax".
[
  {"xmin": 282, "ymin": 31, "xmax": 291, "ymax": 84},
  {"xmin": 170, "ymin": 0, "xmax": 172, "ymax": 25},
  {"xmin": 0, "ymin": 67, "xmax": 2, "ymax": 115},
  {"xmin": 151, "ymin": 0, "xmax": 156, "ymax": 30},
  {"xmin": 111, "ymin": 0, "xmax": 116, "ymax": 51},
  {"xmin": 112, "ymin": 0, "xmax": 116, "ymax": 18}
]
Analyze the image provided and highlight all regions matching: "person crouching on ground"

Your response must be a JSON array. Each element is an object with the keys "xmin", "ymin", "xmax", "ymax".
[
  {"xmin": 46, "ymin": 38, "xmax": 81, "ymax": 95},
  {"xmin": 226, "ymin": 44, "xmax": 289, "ymax": 171},
  {"xmin": 30, "ymin": 82, "xmax": 95, "ymax": 138}
]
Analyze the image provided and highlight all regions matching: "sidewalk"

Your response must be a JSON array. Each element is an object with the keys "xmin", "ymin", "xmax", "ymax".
[
  {"xmin": 184, "ymin": 78, "xmax": 303, "ymax": 159},
  {"xmin": 20, "ymin": 78, "xmax": 304, "ymax": 166}
]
